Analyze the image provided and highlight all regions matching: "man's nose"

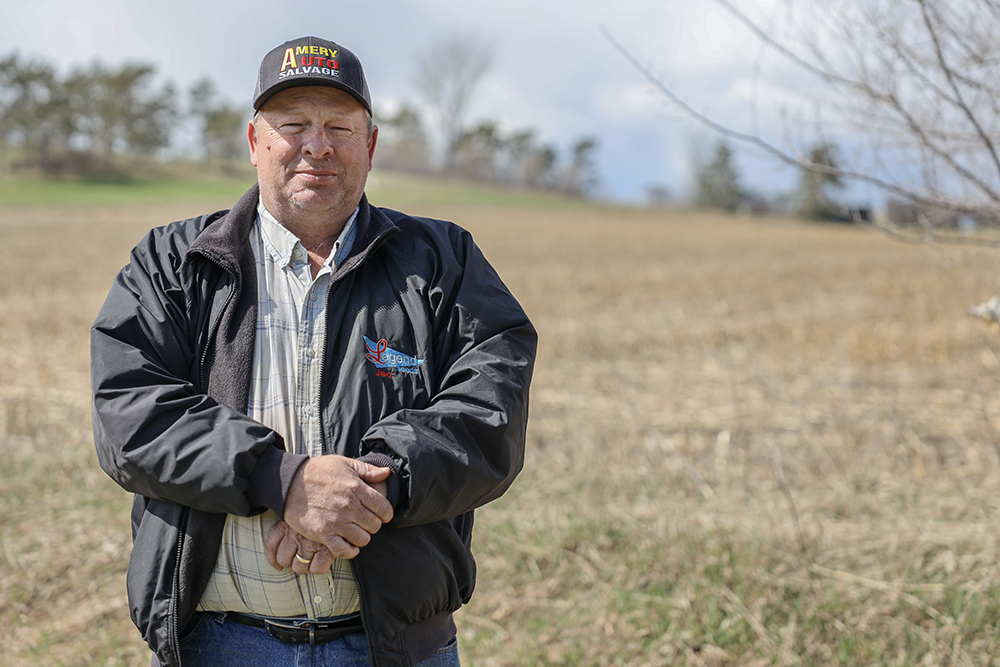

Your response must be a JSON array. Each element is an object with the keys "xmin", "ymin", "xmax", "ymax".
[{"xmin": 301, "ymin": 126, "xmax": 334, "ymax": 158}]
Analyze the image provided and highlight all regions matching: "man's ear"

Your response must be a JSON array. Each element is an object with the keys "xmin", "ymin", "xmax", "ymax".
[
  {"xmin": 367, "ymin": 125, "xmax": 378, "ymax": 171},
  {"xmin": 247, "ymin": 120, "xmax": 259, "ymax": 167}
]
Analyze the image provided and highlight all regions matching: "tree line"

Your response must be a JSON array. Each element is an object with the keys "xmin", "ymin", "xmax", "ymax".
[
  {"xmin": 0, "ymin": 46, "xmax": 599, "ymax": 197},
  {"xmin": 378, "ymin": 105, "xmax": 598, "ymax": 196},
  {"xmin": 0, "ymin": 53, "xmax": 244, "ymax": 177},
  {"xmin": 691, "ymin": 139, "xmax": 848, "ymax": 220}
]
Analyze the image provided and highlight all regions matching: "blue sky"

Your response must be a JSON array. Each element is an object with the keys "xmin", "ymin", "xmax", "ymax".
[{"xmin": 2, "ymin": 0, "xmax": 810, "ymax": 203}]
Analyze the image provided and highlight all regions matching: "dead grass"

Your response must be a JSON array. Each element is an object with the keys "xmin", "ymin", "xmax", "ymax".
[{"xmin": 4, "ymin": 201, "xmax": 1000, "ymax": 665}]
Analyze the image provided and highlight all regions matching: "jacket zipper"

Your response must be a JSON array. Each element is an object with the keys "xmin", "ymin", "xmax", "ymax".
[
  {"xmin": 316, "ymin": 222, "xmax": 396, "ymax": 457},
  {"xmin": 320, "ymin": 229, "xmax": 396, "ymax": 667},
  {"xmin": 350, "ymin": 561, "xmax": 378, "ymax": 667},
  {"xmin": 170, "ymin": 506, "xmax": 191, "ymax": 667}
]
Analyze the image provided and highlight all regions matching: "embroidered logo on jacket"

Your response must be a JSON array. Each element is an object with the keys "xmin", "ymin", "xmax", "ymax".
[{"xmin": 363, "ymin": 336, "xmax": 424, "ymax": 376}]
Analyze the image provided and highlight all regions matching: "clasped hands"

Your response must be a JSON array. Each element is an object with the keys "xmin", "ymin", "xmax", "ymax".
[{"xmin": 265, "ymin": 455, "xmax": 394, "ymax": 575}]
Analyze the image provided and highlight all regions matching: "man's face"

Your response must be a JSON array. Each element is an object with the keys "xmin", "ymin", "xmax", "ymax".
[{"xmin": 249, "ymin": 86, "xmax": 377, "ymax": 227}]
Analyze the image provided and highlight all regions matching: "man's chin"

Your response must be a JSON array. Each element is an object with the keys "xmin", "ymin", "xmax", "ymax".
[
  {"xmin": 296, "ymin": 183, "xmax": 365, "ymax": 208},
  {"xmin": 285, "ymin": 190, "xmax": 363, "ymax": 224},
  {"xmin": 289, "ymin": 189, "xmax": 341, "ymax": 212}
]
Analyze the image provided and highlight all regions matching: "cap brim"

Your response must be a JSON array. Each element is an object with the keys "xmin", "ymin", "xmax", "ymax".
[{"xmin": 253, "ymin": 78, "xmax": 371, "ymax": 113}]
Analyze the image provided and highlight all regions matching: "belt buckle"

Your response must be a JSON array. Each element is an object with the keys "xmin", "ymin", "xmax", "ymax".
[
  {"xmin": 262, "ymin": 614, "xmax": 361, "ymax": 647},
  {"xmin": 264, "ymin": 618, "xmax": 317, "ymax": 646}
]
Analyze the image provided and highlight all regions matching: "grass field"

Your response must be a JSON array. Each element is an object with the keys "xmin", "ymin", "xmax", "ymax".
[{"xmin": 4, "ymin": 172, "xmax": 1000, "ymax": 665}]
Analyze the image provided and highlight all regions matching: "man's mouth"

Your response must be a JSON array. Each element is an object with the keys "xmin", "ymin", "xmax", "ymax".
[{"xmin": 297, "ymin": 169, "xmax": 337, "ymax": 182}]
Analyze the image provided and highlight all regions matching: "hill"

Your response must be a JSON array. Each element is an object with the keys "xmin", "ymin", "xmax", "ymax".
[{"xmin": 0, "ymin": 167, "xmax": 596, "ymax": 211}]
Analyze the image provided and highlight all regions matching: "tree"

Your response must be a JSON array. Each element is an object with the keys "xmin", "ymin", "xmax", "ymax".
[
  {"xmin": 605, "ymin": 0, "xmax": 1000, "ymax": 238},
  {"xmin": 500, "ymin": 129, "xmax": 558, "ymax": 189},
  {"xmin": 374, "ymin": 103, "xmax": 431, "ymax": 172},
  {"xmin": 695, "ymin": 140, "xmax": 744, "ymax": 210},
  {"xmin": 416, "ymin": 35, "xmax": 493, "ymax": 173},
  {"xmin": 797, "ymin": 143, "xmax": 843, "ymax": 220},
  {"xmin": 71, "ymin": 62, "xmax": 176, "ymax": 158},
  {"xmin": 189, "ymin": 78, "xmax": 246, "ymax": 162},
  {"xmin": 439, "ymin": 121, "xmax": 565, "ymax": 191},
  {"xmin": 559, "ymin": 137, "xmax": 600, "ymax": 196},
  {"xmin": 0, "ymin": 54, "xmax": 72, "ymax": 172},
  {"xmin": 454, "ymin": 121, "xmax": 503, "ymax": 182}
]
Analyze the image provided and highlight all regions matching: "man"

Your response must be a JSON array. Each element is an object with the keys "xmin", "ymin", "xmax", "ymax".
[{"xmin": 91, "ymin": 36, "xmax": 536, "ymax": 667}]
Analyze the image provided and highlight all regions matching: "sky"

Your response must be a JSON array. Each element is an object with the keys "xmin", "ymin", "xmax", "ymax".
[{"xmin": 1, "ymin": 0, "xmax": 809, "ymax": 203}]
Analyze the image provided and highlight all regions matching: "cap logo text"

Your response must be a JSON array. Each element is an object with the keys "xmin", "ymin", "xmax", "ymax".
[
  {"xmin": 296, "ymin": 46, "xmax": 338, "ymax": 59},
  {"xmin": 281, "ymin": 47, "xmax": 341, "ymax": 74}
]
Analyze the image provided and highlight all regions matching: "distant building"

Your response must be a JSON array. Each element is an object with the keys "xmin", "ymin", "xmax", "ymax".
[
  {"xmin": 829, "ymin": 204, "xmax": 872, "ymax": 224},
  {"xmin": 883, "ymin": 199, "xmax": 999, "ymax": 230}
]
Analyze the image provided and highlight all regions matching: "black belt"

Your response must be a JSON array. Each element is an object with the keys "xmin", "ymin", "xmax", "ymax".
[{"xmin": 224, "ymin": 611, "xmax": 364, "ymax": 646}]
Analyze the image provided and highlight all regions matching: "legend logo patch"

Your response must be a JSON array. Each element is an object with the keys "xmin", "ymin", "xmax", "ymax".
[{"xmin": 364, "ymin": 336, "xmax": 424, "ymax": 376}]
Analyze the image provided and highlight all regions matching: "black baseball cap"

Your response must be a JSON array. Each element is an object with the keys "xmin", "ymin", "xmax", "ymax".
[{"xmin": 253, "ymin": 36, "xmax": 372, "ymax": 112}]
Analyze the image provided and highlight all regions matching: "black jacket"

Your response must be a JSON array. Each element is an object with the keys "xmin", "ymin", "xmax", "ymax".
[{"xmin": 91, "ymin": 185, "xmax": 536, "ymax": 666}]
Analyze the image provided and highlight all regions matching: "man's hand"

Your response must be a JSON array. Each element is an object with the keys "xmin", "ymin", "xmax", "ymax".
[
  {"xmin": 265, "ymin": 520, "xmax": 335, "ymax": 574},
  {"xmin": 282, "ymin": 455, "xmax": 394, "ymax": 559}
]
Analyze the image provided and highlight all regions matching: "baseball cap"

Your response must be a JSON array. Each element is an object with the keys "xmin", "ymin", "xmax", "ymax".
[{"xmin": 253, "ymin": 36, "xmax": 371, "ymax": 112}]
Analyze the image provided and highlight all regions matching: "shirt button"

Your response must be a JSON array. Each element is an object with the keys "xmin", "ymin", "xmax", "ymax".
[
  {"xmin": 313, "ymin": 595, "xmax": 323, "ymax": 604},
  {"xmin": 305, "ymin": 348, "xmax": 316, "ymax": 358}
]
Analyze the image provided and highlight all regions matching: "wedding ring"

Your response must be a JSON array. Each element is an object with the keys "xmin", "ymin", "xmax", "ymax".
[{"xmin": 295, "ymin": 553, "xmax": 313, "ymax": 565}]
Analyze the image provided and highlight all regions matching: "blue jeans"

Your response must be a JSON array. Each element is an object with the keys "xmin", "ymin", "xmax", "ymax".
[{"xmin": 174, "ymin": 612, "xmax": 461, "ymax": 667}]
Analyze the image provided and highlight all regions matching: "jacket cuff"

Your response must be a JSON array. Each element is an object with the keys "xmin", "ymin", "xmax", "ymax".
[
  {"xmin": 248, "ymin": 446, "xmax": 309, "ymax": 518},
  {"xmin": 357, "ymin": 451, "xmax": 402, "ymax": 509}
]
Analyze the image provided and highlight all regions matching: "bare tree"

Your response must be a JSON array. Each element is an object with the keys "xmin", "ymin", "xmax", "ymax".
[
  {"xmin": 605, "ymin": 0, "xmax": 1000, "ymax": 240},
  {"xmin": 415, "ymin": 34, "xmax": 493, "ymax": 173}
]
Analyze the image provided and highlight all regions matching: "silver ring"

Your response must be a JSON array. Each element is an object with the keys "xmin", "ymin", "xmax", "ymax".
[{"xmin": 295, "ymin": 553, "xmax": 313, "ymax": 565}]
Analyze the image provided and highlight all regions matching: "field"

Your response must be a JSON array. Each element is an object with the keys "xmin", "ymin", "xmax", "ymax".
[{"xmin": 5, "ymin": 173, "xmax": 1000, "ymax": 665}]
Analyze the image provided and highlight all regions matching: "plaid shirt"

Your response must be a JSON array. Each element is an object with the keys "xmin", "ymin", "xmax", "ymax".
[{"xmin": 197, "ymin": 200, "xmax": 360, "ymax": 619}]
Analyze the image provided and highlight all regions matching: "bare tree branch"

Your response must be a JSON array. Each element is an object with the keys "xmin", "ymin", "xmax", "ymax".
[
  {"xmin": 917, "ymin": 0, "xmax": 1000, "ymax": 187},
  {"xmin": 601, "ymin": 26, "xmax": 981, "ymax": 215},
  {"xmin": 604, "ymin": 0, "xmax": 1000, "ymax": 238},
  {"xmin": 710, "ymin": 0, "xmax": 853, "ymax": 87}
]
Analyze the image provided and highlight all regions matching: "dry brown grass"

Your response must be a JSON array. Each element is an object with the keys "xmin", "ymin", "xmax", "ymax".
[{"xmin": 4, "ymin": 199, "xmax": 1000, "ymax": 665}]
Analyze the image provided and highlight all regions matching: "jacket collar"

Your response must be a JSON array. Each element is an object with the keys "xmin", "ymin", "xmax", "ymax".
[
  {"xmin": 337, "ymin": 193, "xmax": 399, "ymax": 277},
  {"xmin": 187, "ymin": 183, "xmax": 260, "ymax": 273},
  {"xmin": 187, "ymin": 183, "xmax": 399, "ymax": 275}
]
